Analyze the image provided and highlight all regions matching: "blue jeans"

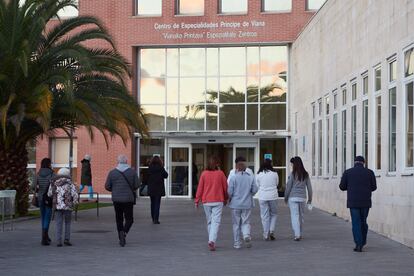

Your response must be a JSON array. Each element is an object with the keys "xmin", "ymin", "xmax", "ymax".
[
  {"xmin": 350, "ymin": 208, "xmax": 370, "ymax": 247},
  {"xmin": 79, "ymin": 185, "xmax": 94, "ymax": 199},
  {"xmin": 39, "ymin": 201, "xmax": 52, "ymax": 230}
]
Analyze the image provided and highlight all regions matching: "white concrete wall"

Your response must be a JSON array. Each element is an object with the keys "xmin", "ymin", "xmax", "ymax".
[{"xmin": 290, "ymin": 0, "xmax": 414, "ymax": 248}]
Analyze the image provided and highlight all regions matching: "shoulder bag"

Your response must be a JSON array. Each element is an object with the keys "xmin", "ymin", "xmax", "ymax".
[{"xmin": 118, "ymin": 170, "xmax": 137, "ymax": 205}]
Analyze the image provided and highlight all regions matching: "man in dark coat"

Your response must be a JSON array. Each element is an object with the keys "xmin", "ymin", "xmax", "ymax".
[
  {"xmin": 339, "ymin": 156, "xmax": 377, "ymax": 252},
  {"xmin": 80, "ymin": 154, "xmax": 93, "ymax": 200}
]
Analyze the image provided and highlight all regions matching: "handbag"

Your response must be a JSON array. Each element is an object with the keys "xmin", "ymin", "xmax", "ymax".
[
  {"xmin": 31, "ymin": 193, "xmax": 39, "ymax": 207},
  {"xmin": 42, "ymin": 181, "xmax": 53, "ymax": 208},
  {"xmin": 118, "ymin": 170, "xmax": 137, "ymax": 205}
]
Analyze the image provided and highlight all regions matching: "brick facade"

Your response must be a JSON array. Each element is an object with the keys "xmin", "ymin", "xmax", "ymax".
[{"xmin": 36, "ymin": 0, "xmax": 316, "ymax": 194}]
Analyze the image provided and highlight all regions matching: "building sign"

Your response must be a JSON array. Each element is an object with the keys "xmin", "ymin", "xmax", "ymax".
[{"xmin": 154, "ymin": 20, "xmax": 266, "ymax": 41}]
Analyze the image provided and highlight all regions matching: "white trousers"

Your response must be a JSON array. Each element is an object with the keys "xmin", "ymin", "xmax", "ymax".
[
  {"xmin": 231, "ymin": 209, "xmax": 252, "ymax": 247},
  {"xmin": 203, "ymin": 202, "xmax": 223, "ymax": 243},
  {"xmin": 288, "ymin": 198, "xmax": 305, "ymax": 238},
  {"xmin": 259, "ymin": 200, "xmax": 277, "ymax": 238}
]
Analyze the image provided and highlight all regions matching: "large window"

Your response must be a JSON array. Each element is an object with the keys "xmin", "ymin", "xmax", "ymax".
[
  {"xmin": 406, "ymin": 82, "xmax": 414, "ymax": 167},
  {"xmin": 312, "ymin": 121, "xmax": 316, "ymax": 176},
  {"xmin": 140, "ymin": 46, "xmax": 288, "ymax": 132},
  {"xmin": 389, "ymin": 87, "xmax": 397, "ymax": 172},
  {"xmin": 220, "ymin": 0, "xmax": 247, "ymax": 14},
  {"xmin": 362, "ymin": 100, "xmax": 369, "ymax": 166},
  {"xmin": 351, "ymin": 82, "xmax": 357, "ymax": 101},
  {"xmin": 139, "ymin": 139, "xmax": 165, "ymax": 196},
  {"xmin": 136, "ymin": 0, "xmax": 162, "ymax": 16},
  {"xmin": 351, "ymin": 105, "xmax": 357, "ymax": 162},
  {"xmin": 375, "ymin": 67, "xmax": 382, "ymax": 92},
  {"xmin": 342, "ymin": 110, "xmax": 347, "ymax": 172},
  {"xmin": 333, "ymin": 113, "xmax": 338, "ymax": 176},
  {"xmin": 177, "ymin": 0, "xmax": 204, "ymax": 15},
  {"xmin": 51, "ymin": 138, "xmax": 78, "ymax": 180},
  {"xmin": 375, "ymin": 96, "xmax": 382, "ymax": 170},
  {"xmin": 325, "ymin": 95, "xmax": 330, "ymax": 175},
  {"xmin": 363, "ymin": 75, "xmax": 368, "ymax": 95},
  {"xmin": 262, "ymin": 0, "xmax": 291, "ymax": 12},
  {"xmin": 306, "ymin": 0, "xmax": 326, "ymax": 10},
  {"xmin": 405, "ymin": 48, "xmax": 413, "ymax": 77},
  {"xmin": 318, "ymin": 119, "xmax": 322, "ymax": 176}
]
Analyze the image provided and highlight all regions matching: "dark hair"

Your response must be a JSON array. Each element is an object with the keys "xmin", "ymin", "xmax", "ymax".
[
  {"xmin": 206, "ymin": 156, "xmax": 220, "ymax": 171},
  {"xmin": 290, "ymin": 156, "xmax": 309, "ymax": 182},
  {"xmin": 258, "ymin": 158, "xmax": 275, "ymax": 173},
  {"xmin": 40, "ymin": 158, "xmax": 52, "ymax": 169},
  {"xmin": 235, "ymin": 156, "xmax": 246, "ymax": 164},
  {"xmin": 150, "ymin": 156, "xmax": 163, "ymax": 167}
]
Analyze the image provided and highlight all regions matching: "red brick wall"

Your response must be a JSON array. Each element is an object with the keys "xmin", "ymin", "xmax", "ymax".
[{"xmin": 37, "ymin": 0, "xmax": 315, "ymax": 194}]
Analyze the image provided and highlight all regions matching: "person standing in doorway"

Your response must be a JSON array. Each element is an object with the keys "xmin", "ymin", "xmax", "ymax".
[
  {"xmin": 195, "ymin": 156, "xmax": 228, "ymax": 251},
  {"xmin": 105, "ymin": 155, "xmax": 139, "ymax": 247},
  {"xmin": 33, "ymin": 158, "xmax": 54, "ymax": 246},
  {"xmin": 256, "ymin": 158, "xmax": 279, "ymax": 241},
  {"xmin": 48, "ymin": 168, "xmax": 79, "ymax": 247},
  {"xmin": 284, "ymin": 156, "xmax": 312, "ymax": 241},
  {"xmin": 147, "ymin": 156, "xmax": 168, "ymax": 224},
  {"xmin": 228, "ymin": 157, "xmax": 258, "ymax": 249},
  {"xmin": 339, "ymin": 156, "xmax": 377, "ymax": 252},
  {"xmin": 80, "ymin": 154, "xmax": 93, "ymax": 201}
]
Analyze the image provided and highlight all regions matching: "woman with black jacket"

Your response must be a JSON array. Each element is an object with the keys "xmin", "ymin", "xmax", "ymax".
[{"xmin": 147, "ymin": 156, "xmax": 168, "ymax": 224}]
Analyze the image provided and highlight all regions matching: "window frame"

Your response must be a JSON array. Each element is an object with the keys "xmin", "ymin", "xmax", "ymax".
[
  {"xmin": 403, "ymin": 45, "xmax": 414, "ymax": 171},
  {"xmin": 261, "ymin": 0, "xmax": 292, "ymax": 13},
  {"xmin": 219, "ymin": 0, "xmax": 248, "ymax": 14},
  {"xmin": 175, "ymin": 0, "xmax": 204, "ymax": 16},
  {"xmin": 135, "ymin": 0, "xmax": 163, "ymax": 16},
  {"xmin": 306, "ymin": 0, "xmax": 326, "ymax": 11}
]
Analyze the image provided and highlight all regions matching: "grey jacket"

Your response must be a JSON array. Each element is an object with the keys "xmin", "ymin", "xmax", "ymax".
[
  {"xmin": 105, "ymin": 168, "xmax": 139, "ymax": 203},
  {"xmin": 228, "ymin": 170, "xmax": 258, "ymax": 209},
  {"xmin": 284, "ymin": 174, "xmax": 313, "ymax": 203}
]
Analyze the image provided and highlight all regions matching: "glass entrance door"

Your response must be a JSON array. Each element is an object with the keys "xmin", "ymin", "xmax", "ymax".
[
  {"xmin": 233, "ymin": 144, "xmax": 258, "ymax": 175},
  {"xmin": 168, "ymin": 145, "xmax": 192, "ymax": 198}
]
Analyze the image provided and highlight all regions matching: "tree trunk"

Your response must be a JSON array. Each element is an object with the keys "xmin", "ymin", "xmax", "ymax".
[{"xmin": 0, "ymin": 143, "xmax": 30, "ymax": 215}]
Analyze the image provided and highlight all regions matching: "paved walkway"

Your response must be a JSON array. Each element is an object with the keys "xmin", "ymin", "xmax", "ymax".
[{"xmin": 0, "ymin": 199, "xmax": 413, "ymax": 276}]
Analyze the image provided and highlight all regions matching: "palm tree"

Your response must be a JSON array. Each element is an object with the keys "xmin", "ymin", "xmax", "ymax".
[{"xmin": 0, "ymin": 0, "xmax": 148, "ymax": 214}]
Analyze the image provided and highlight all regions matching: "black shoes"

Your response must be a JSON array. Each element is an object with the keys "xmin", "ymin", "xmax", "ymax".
[
  {"xmin": 269, "ymin": 233, "xmax": 276, "ymax": 241},
  {"xmin": 64, "ymin": 240, "xmax": 72, "ymax": 246},
  {"xmin": 353, "ymin": 245, "xmax": 363, "ymax": 252},
  {"xmin": 119, "ymin": 231, "xmax": 126, "ymax": 247},
  {"xmin": 41, "ymin": 230, "xmax": 50, "ymax": 246},
  {"xmin": 57, "ymin": 243, "xmax": 63, "ymax": 247}
]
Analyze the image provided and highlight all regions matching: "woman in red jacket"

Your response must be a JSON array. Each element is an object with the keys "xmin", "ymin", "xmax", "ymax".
[{"xmin": 195, "ymin": 156, "xmax": 228, "ymax": 251}]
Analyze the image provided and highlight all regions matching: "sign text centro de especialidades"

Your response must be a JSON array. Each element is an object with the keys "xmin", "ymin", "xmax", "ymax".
[{"xmin": 154, "ymin": 20, "xmax": 266, "ymax": 40}]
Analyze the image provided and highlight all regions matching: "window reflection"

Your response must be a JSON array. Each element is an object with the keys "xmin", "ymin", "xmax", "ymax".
[
  {"xmin": 137, "ymin": 0, "xmax": 162, "ymax": 15},
  {"xmin": 220, "ymin": 77, "xmax": 246, "ymax": 103},
  {"xmin": 247, "ymin": 47, "xmax": 260, "ymax": 76},
  {"xmin": 166, "ymin": 105, "xmax": 178, "ymax": 131},
  {"xmin": 220, "ymin": 0, "xmax": 248, "ymax": 13},
  {"xmin": 207, "ymin": 48, "xmax": 219, "ymax": 76},
  {"xmin": 206, "ymin": 104, "xmax": 218, "ymax": 130},
  {"xmin": 260, "ymin": 76, "xmax": 287, "ymax": 102},
  {"xmin": 141, "ymin": 49, "xmax": 165, "ymax": 77},
  {"xmin": 262, "ymin": 0, "xmax": 292, "ymax": 12},
  {"xmin": 405, "ymin": 48, "xmax": 414, "ymax": 77},
  {"xmin": 220, "ymin": 47, "xmax": 246, "ymax": 76},
  {"xmin": 260, "ymin": 46, "xmax": 287, "ymax": 75},
  {"xmin": 142, "ymin": 105, "xmax": 165, "ymax": 131},
  {"xmin": 180, "ymin": 78, "xmax": 205, "ymax": 103},
  {"xmin": 247, "ymin": 77, "xmax": 259, "ymax": 102},
  {"xmin": 247, "ymin": 104, "xmax": 258, "ymax": 130},
  {"xmin": 206, "ymin": 78, "xmax": 219, "ymax": 104},
  {"xmin": 180, "ymin": 48, "xmax": 205, "ymax": 76},
  {"xmin": 140, "ymin": 78, "xmax": 166, "ymax": 104},
  {"xmin": 220, "ymin": 104, "xmax": 245, "ymax": 130},
  {"xmin": 260, "ymin": 104, "xmax": 286, "ymax": 130},
  {"xmin": 178, "ymin": 0, "xmax": 204, "ymax": 14},
  {"xmin": 166, "ymin": 78, "xmax": 179, "ymax": 104},
  {"xmin": 179, "ymin": 105, "xmax": 205, "ymax": 131},
  {"xmin": 167, "ymin": 49, "xmax": 179, "ymax": 77}
]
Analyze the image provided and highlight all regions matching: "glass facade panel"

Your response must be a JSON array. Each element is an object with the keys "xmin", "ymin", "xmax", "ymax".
[
  {"xmin": 363, "ymin": 100, "xmax": 369, "ymax": 167},
  {"xmin": 141, "ymin": 49, "xmax": 165, "ymax": 77},
  {"xmin": 260, "ymin": 76, "xmax": 287, "ymax": 102},
  {"xmin": 407, "ymin": 82, "xmax": 414, "ymax": 167},
  {"xmin": 206, "ymin": 48, "xmax": 219, "ymax": 76},
  {"xmin": 247, "ymin": 104, "xmax": 258, "ymax": 130},
  {"xmin": 260, "ymin": 139, "xmax": 286, "ymax": 167},
  {"xmin": 170, "ymin": 148, "xmax": 189, "ymax": 196},
  {"xmin": 220, "ymin": 47, "xmax": 246, "ymax": 76},
  {"xmin": 307, "ymin": 0, "xmax": 326, "ymax": 10},
  {"xmin": 180, "ymin": 77, "xmax": 205, "ymax": 104},
  {"xmin": 318, "ymin": 119, "xmax": 322, "ymax": 176},
  {"xmin": 179, "ymin": 105, "xmax": 204, "ymax": 131},
  {"xmin": 262, "ymin": 0, "xmax": 291, "ymax": 12},
  {"xmin": 375, "ymin": 96, "xmax": 381, "ymax": 170},
  {"xmin": 390, "ymin": 60, "xmax": 397, "ymax": 82},
  {"xmin": 351, "ymin": 105, "xmax": 357, "ymax": 161},
  {"xmin": 140, "ymin": 78, "xmax": 165, "ymax": 104},
  {"xmin": 142, "ymin": 105, "xmax": 165, "ymax": 131},
  {"xmin": 220, "ymin": 77, "xmax": 246, "ymax": 103},
  {"xmin": 137, "ymin": 0, "xmax": 162, "ymax": 15},
  {"xmin": 375, "ymin": 68, "xmax": 381, "ymax": 91},
  {"xmin": 180, "ymin": 48, "xmax": 205, "ymax": 76},
  {"xmin": 140, "ymin": 139, "xmax": 165, "ymax": 167},
  {"xmin": 389, "ymin": 87, "xmax": 397, "ymax": 172},
  {"xmin": 333, "ymin": 114, "xmax": 338, "ymax": 176},
  {"xmin": 312, "ymin": 122, "xmax": 316, "ymax": 176},
  {"xmin": 220, "ymin": 104, "xmax": 245, "ymax": 130},
  {"xmin": 342, "ymin": 88, "xmax": 347, "ymax": 105},
  {"xmin": 260, "ymin": 46, "xmax": 287, "ymax": 75},
  {"xmin": 260, "ymin": 104, "xmax": 286, "ymax": 130},
  {"xmin": 352, "ymin": 83, "xmax": 357, "ymax": 101},
  {"xmin": 363, "ymin": 76, "xmax": 368, "ymax": 95},
  {"xmin": 220, "ymin": 0, "xmax": 248, "ymax": 13},
  {"xmin": 140, "ymin": 46, "xmax": 287, "ymax": 132},
  {"xmin": 178, "ymin": 0, "xmax": 204, "ymax": 15},
  {"xmin": 342, "ymin": 110, "xmax": 347, "ymax": 172},
  {"xmin": 405, "ymin": 48, "xmax": 413, "ymax": 77}
]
